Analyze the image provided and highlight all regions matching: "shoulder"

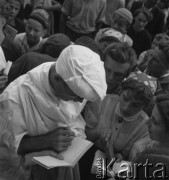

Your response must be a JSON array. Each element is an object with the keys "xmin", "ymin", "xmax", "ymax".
[
  {"xmin": 14, "ymin": 33, "xmax": 26, "ymax": 43},
  {"xmin": 138, "ymin": 110, "xmax": 149, "ymax": 121}
]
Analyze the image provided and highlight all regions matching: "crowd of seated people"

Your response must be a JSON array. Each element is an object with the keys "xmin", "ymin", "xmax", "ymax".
[{"xmin": 0, "ymin": 0, "xmax": 169, "ymax": 180}]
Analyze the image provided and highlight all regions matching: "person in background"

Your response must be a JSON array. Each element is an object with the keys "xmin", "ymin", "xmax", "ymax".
[
  {"xmin": 127, "ymin": 7, "xmax": 153, "ymax": 57},
  {"xmin": 9, "ymin": 9, "xmax": 49, "ymax": 61},
  {"xmin": 94, "ymin": 28, "xmax": 124, "ymax": 53},
  {"xmin": 95, "ymin": 8, "xmax": 133, "ymax": 47},
  {"xmin": 6, "ymin": 0, "xmax": 25, "ymax": 33},
  {"xmin": 0, "ymin": 45, "xmax": 107, "ymax": 180},
  {"xmin": 7, "ymin": 33, "xmax": 71, "ymax": 84},
  {"xmin": 31, "ymin": 0, "xmax": 62, "ymax": 35},
  {"xmin": 104, "ymin": 0, "xmax": 125, "ymax": 27},
  {"xmin": 138, "ymin": 33, "xmax": 169, "ymax": 72},
  {"xmin": 144, "ymin": 0, "xmax": 165, "ymax": 39},
  {"xmin": 0, "ymin": 0, "xmax": 10, "ymax": 92},
  {"xmin": 59, "ymin": 0, "xmax": 106, "ymax": 42},
  {"xmin": 131, "ymin": 94, "xmax": 169, "ymax": 179},
  {"xmin": 146, "ymin": 40, "xmax": 169, "ymax": 94}
]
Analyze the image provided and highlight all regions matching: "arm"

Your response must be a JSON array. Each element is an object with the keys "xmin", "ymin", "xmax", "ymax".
[
  {"xmin": 18, "ymin": 127, "xmax": 75, "ymax": 155},
  {"xmin": 43, "ymin": 2, "xmax": 62, "ymax": 12}
]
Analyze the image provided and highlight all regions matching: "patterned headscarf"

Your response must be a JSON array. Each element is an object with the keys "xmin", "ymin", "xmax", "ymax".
[{"xmin": 125, "ymin": 70, "xmax": 157, "ymax": 94}]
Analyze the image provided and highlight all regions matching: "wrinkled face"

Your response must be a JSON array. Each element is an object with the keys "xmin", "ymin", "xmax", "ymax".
[
  {"xmin": 25, "ymin": 19, "xmax": 46, "ymax": 46},
  {"xmin": 104, "ymin": 55, "xmax": 130, "ymax": 94},
  {"xmin": 111, "ymin": 14, "xmax": 129, "ymax": 34},
  {"xmin": 8, "ymin": 0, "xmax": 21, "ymax": 18},
  {"xmin": 148, "ymin": 105, "xmax": 167, "ymax": 142},
  {"xmin": 49, "ymin": 66, "xmax": 84, "ymax": 102},
  {"xmin": 134, "ymin": 12, "xmax": 148, "ymax": 32},
  {"xmin": 146, "ymin": 50, "xmax": 165, "ymax": 78},
  {"xmin": 119, "ymin": 90, "xmax": 145, "ymax": 117}
]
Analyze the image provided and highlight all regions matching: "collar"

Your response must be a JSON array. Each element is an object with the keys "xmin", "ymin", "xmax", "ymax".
[{"xmin": 115, "ymin": 102, "xmax": 140, "ymax": 122}]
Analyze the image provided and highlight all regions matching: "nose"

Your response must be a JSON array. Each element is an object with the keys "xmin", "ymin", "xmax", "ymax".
[{"xmin": 29, "ymin": 29, "xmax": 34, "ymax": 36}]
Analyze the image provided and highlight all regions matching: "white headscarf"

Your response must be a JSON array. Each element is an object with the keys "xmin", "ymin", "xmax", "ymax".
[{"xmin": 55, "ymin": 45, "xmax": 107, "ymax": 101}]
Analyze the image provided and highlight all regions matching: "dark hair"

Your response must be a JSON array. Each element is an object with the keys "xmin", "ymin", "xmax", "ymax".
[
  {"xmin": 121, "ymin": 78, "xmax": 153, "ymax": 106},
  {"xmin": 157, "ymin": 40, "xmax": 169, "ymax": 68},
  {"xmin": 103, "ymin": 42, "xmax": 137, "ymax": 71},
  {"xmin": 134, "ymin": 7, "xmax": 153, "ymax": 22},
  {"xmin": 40, "ymin": 33, "xmax": 71, "ymax": 58},
  {"xmin": 99, "ymin": 36, "xmax": 120, "ymax": 44},
  {"xmin": 156, "ymin": 94, "xmax": 169, "ymax": 134}
]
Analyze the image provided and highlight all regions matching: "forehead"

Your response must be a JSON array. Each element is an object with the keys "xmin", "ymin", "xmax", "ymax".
[
  {"xmin": 27, "ymin": 19, "xmax": 44, "ymax": 29},
  {"xmin": 104, "ymin": 55, "xmax": 130, "ymax": 73},
  {"xmin": 121, "ymin": 89, "xmax": 144, "ymax": 103},
  {"xmin": 135, "ymin": 12, "xmax": 147, "ymax": 21}
]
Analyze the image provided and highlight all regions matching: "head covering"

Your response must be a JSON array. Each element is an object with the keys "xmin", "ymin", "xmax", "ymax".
[
  {"xmin": 99, "ymin": 28, "xmax": 124, "ymax": 43},
  {"xmin": 41, "ymin": 33, "xmax": 71, "ymax": 58},
  {"xmin": 75, "ymin": 36, "xmax": 101, "ymax": 57},
  {"xmin": 125, "ymin": 70, "xmax": 157, "ymax": 94},
  {"xmin": 55, "ymin": 45, "xmax": 107, "ymax": 101},
  {"xmin": 29, "ymin": 9, "xmax": 49, "ymax": 29},
  {"xmin": 115, "ymin": 8, "xmax": 133, "ymax": 24},
  {"xmin": 0, "ymin": 0, "xmax": 10, "ymax": 18}
]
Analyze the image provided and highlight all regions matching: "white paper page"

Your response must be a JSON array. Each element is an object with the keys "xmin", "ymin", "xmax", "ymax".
[
  {"xmin": 60, "ymin": 137, "xmax": 93, "ymax": 166},
  {"xmin": 33, "ymin": 137, "xmax": 93, "ymax": 168},
  {"xmin": 33, "ymin": 156, "xmax": 72, "ymax": 169}
]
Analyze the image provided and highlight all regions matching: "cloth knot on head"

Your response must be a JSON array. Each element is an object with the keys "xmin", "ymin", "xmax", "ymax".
[{"xmin": 55, "ymin": 45, "xmax": 107, "ymax": 101}]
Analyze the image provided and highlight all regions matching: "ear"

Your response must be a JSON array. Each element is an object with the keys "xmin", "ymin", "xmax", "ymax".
[{"xmin": 42, "ymin": 29, "xmax": 47, "ymax": 37}]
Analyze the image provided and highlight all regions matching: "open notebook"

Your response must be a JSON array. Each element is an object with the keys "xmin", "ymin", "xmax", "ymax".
[
  {"xmin": 33, "ymin": 137, "xmax": 93, "ymax": 169},
  {"xmin": 91, "ymin": 150, "xmax": 132, "ymax": 178}
]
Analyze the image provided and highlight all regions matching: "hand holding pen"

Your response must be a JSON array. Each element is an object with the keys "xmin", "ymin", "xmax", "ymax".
[{"xmin": 47, "ymin": 126, "xmax": 75, "ymax": 152}]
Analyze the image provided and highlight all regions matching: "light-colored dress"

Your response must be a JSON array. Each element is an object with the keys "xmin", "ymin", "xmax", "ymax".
[{"xmin": 85, "ymin": 94, "xmax": 149, "ymax": 159}]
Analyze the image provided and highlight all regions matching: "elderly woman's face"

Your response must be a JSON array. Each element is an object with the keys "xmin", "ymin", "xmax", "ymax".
[
  {"xmin": 148, "ymin": 105, "xmax": 167, "ymax": 142},
  {"xmin": 119, "ymin": 89, "xmax": 145, "ymax": 117}
]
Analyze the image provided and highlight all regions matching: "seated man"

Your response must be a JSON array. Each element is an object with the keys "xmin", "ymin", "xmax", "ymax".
[{"xmin": 0, "ymin": 45, "xmax": 107, "ymax": 180}]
